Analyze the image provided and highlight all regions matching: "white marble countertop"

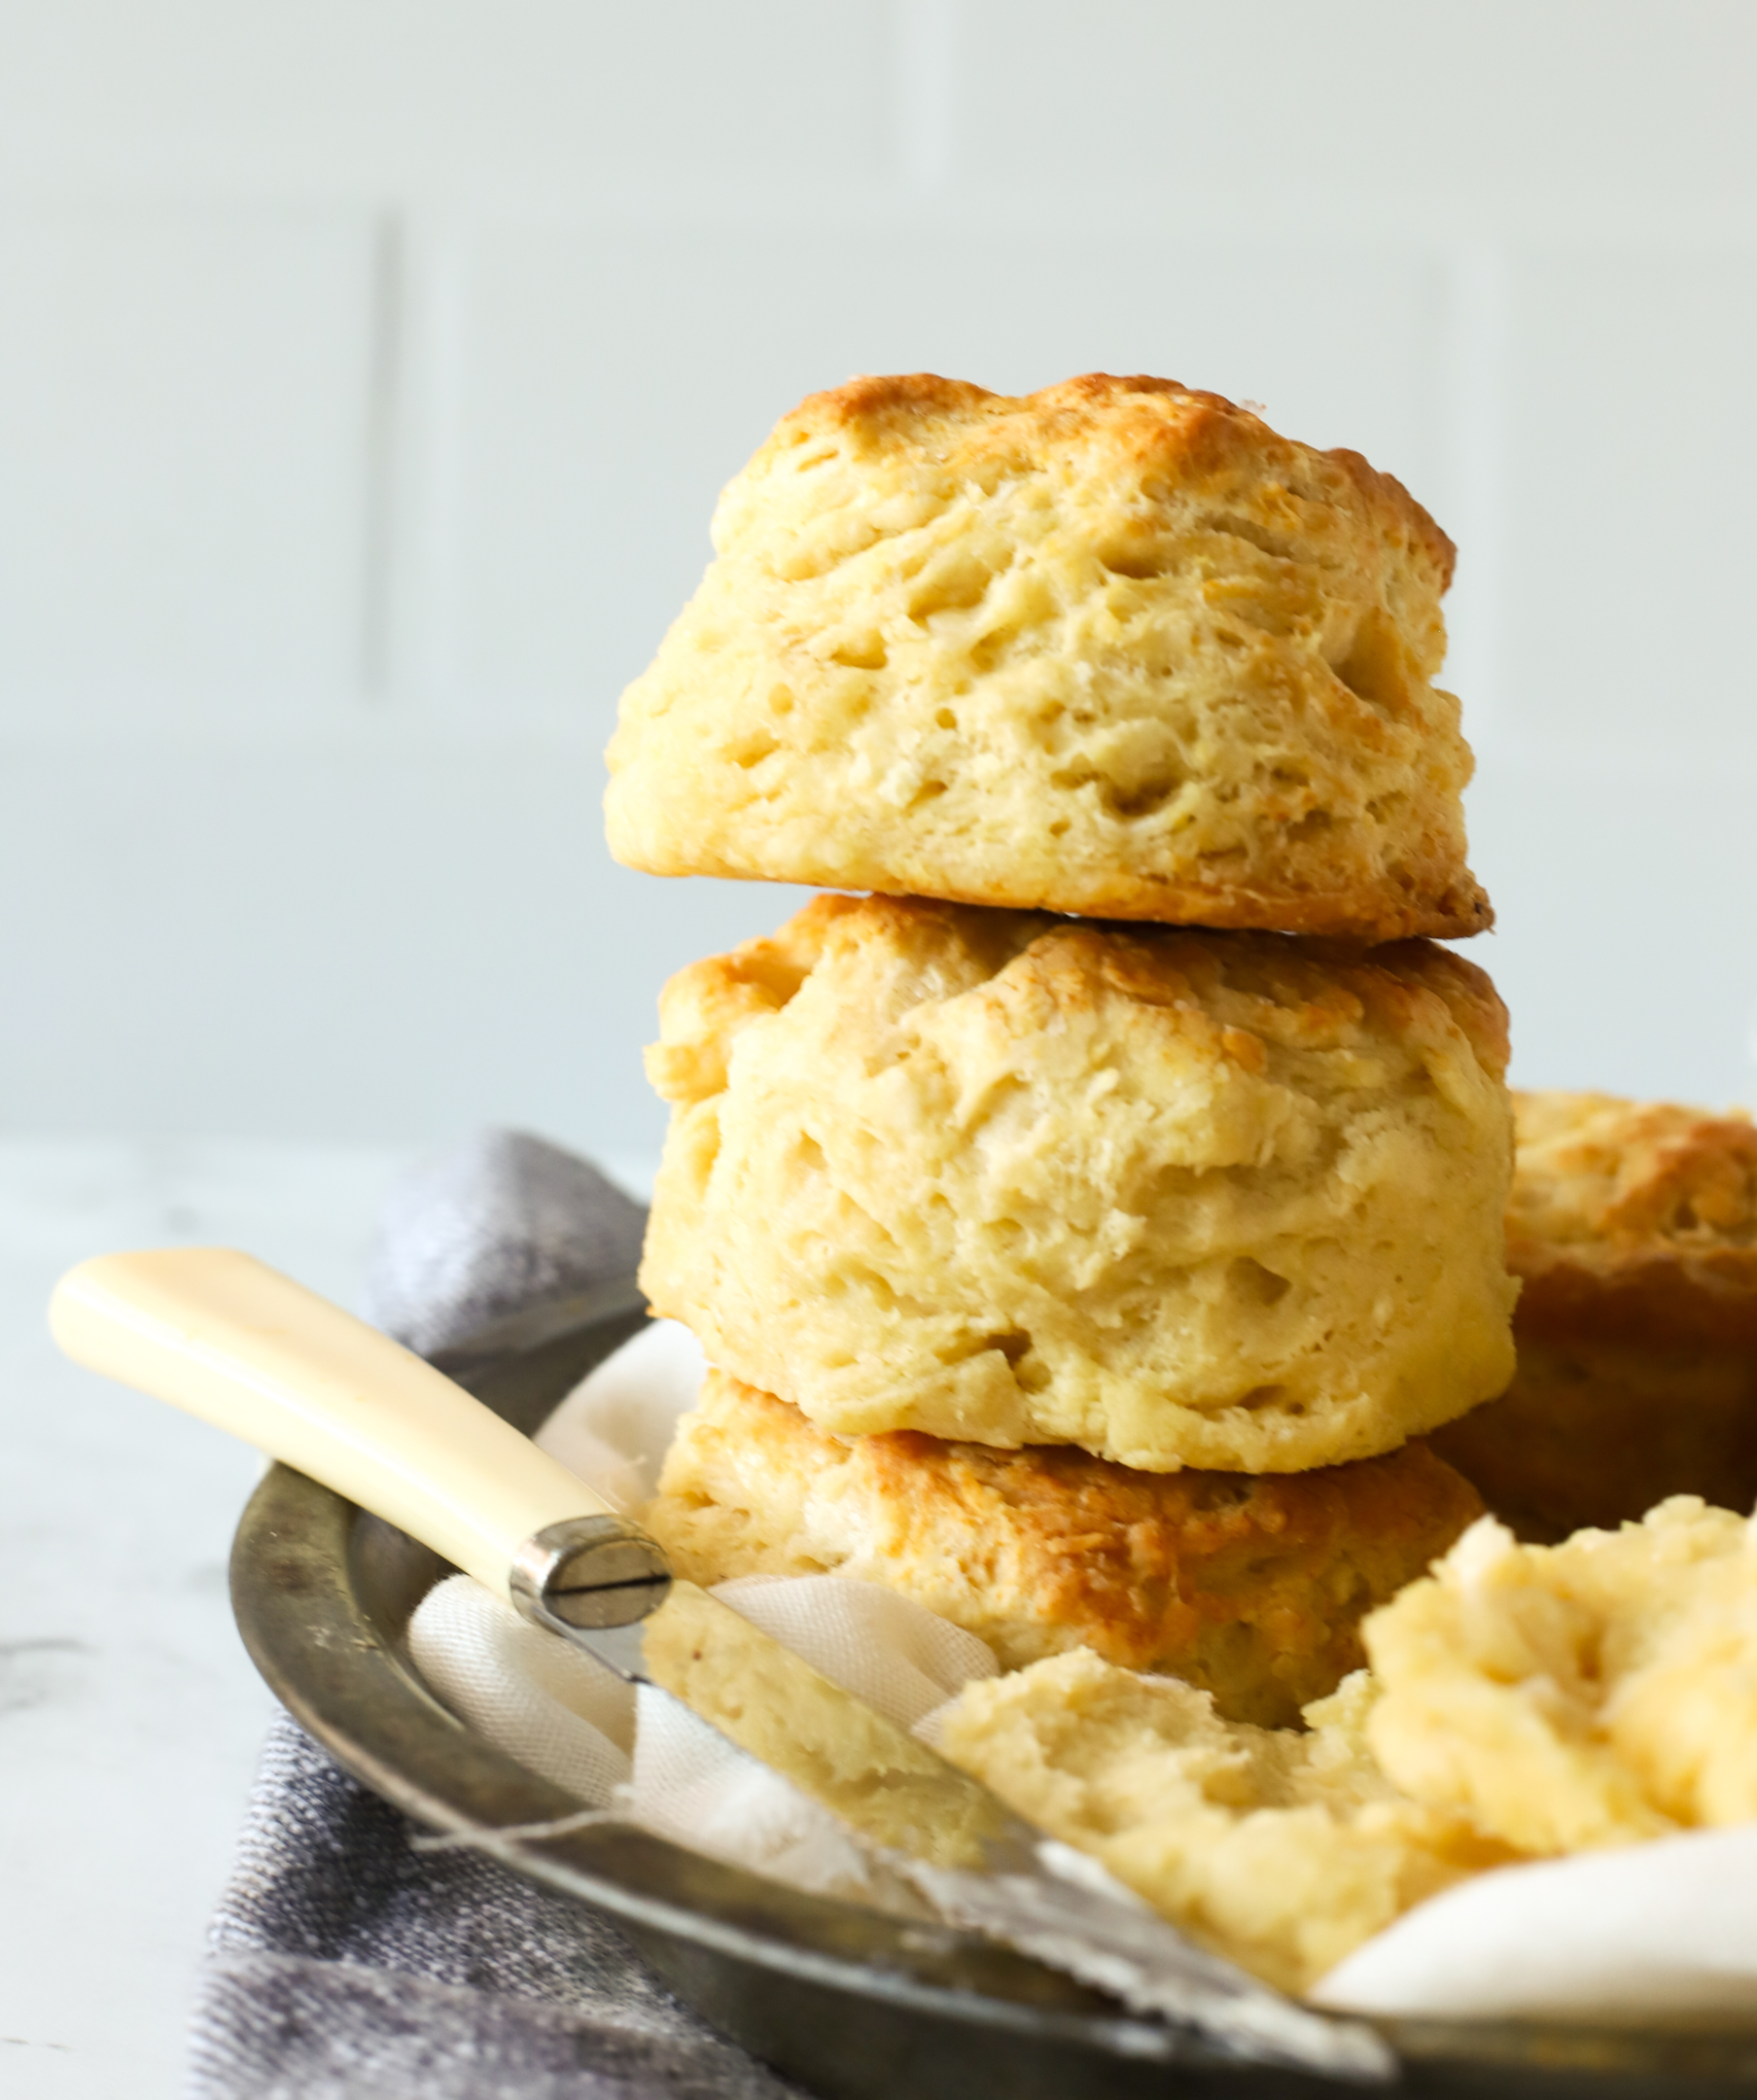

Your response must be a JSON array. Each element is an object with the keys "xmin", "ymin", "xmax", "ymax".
[{"xmin": 0, "ymin": 1140, "xmax": 429, "ymax": 2099}]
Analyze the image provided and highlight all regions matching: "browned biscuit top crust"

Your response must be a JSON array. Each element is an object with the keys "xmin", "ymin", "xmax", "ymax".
[
  {"xmin": 652, "ymin": 891, "xmax": 1512, "ymax": 1107},
  {"xmin": 774, "ymin": 370, "xmax": 1457, "ymax": 588},
  {"xmin": 1510, "ymin": 1090, "xmax": 1757, "ymax": 1343}
]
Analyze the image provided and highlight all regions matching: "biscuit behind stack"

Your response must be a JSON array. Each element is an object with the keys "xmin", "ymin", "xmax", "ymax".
[
  {"xmin": 1433, "ymin": 1090, "xmax": 1757, "ymax": 1537},
  {"xmin": 608, "ymin": 371, "xmax": 1513, "ymax": 1727}
]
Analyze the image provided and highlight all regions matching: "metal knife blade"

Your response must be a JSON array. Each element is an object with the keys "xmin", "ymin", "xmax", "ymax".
[{"xmin": 546, "ymin": 1578, "xmax": 1393, "ymax": 2082}]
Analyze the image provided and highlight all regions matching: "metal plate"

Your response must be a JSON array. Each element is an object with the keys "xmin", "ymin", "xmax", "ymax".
[{"xmin": 230, "ymin": 1284, "xmax": 1757, "ymax": 2098}]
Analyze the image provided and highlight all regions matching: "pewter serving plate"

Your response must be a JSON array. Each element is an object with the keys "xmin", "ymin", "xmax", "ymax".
[{"xmin": 231, "ymin": 1284, "xmax": 1757, "ymax": 2098}]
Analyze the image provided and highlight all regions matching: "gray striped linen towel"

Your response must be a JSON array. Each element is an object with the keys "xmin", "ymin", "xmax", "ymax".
[{"xmin": 186, "ymin": 1130, "xmax": 803, "ymax": 2100}]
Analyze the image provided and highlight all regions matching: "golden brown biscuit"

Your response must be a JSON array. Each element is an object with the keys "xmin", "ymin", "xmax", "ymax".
[
  {"xmin": 1432, "ymin": 1090, "xmax": 1757, "ymax": 1537},
  {"xmin": 644, "ymin": 1370, "xmax": 1486, "ymax": 1728},
  {"xmin": 1363, "ymin": 1499, "xmax": 1757, "ymax": 1856},
  {"xmin": 937, "ymin": 1654, "xmax": 1514, "ymax": 1996},
  {"xmin": 640, "ymin": 893, "xmax": 1519, "ymax": 1473},
  {"xmin": 1506, "ymin": 1089, "xmax": 1757, "ymax": 1340},
  {"xmin": 606, "ymin": 372, "xmax": 1489, "ymax": 942}
]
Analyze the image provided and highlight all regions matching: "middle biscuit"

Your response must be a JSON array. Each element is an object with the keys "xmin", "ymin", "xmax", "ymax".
[{"xmin": 641, "ymin": 892, "xmax": 1518, "ymax": 1473}]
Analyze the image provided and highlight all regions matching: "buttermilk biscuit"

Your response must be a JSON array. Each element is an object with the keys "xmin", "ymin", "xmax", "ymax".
[
  {"xmin": 1363, "ymin": 1500, "xmax": 1757, "ymax": 1856},
  {"xmin": 605, "ymin": 372, "xmax": 1490, "ymax": 943},
  {"xmin": 640, "ymin": 894, "xmax": 1518, "ymax": 1473},
  {"xmin": 644, "ymin": 1371, "xmax": 1485, "ymax": 1728},
  {"xmin": 1433, "ymin": 1091, "xmax": 1757, "ymax": 1537},
  {"xmin": 937, "ymin": 1653, "xmax": 1513, "ymax": 1996}
]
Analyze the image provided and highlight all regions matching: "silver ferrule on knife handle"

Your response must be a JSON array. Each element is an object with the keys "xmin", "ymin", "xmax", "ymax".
[{"xmin": 509, "ymin": 1516, "xmax": 672, "ymax": 1632}]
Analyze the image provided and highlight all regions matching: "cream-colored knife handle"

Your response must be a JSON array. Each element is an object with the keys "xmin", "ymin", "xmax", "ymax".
[{"xmin": 49, "ymin": 1247, "xmax": 669, "ymax": 1628}]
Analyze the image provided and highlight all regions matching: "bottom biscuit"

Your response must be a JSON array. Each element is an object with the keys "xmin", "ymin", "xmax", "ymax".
[{"xmin": 643, "ymin": 1369, "xmax": 1483, "ymax": 1729}]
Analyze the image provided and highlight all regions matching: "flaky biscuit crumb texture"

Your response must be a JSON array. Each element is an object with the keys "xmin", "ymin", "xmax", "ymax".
[
  {"xmin": 644, "ymin": 1372, "xmax": 1484, "ymax": 1727},
  {"xmin": 639, "ymin": 893, "xmax": 1518, "ymax": 1472},
  {"xmin": 606, "ymin": 372, "xmax": 1489, "ymax": 941},
  {"xmin": 937, "ymin": 1652, "xmax": 1512, "ymax": 1996},
  {"xmin": 1363, "ymin": 1500, "xmax": 1757, "ymax": 1855}
]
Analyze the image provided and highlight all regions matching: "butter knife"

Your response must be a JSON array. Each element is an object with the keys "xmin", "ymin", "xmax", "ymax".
[{"xmin": 50, "ymin": 1247, "xmax": 1389, "ymax": 2082}]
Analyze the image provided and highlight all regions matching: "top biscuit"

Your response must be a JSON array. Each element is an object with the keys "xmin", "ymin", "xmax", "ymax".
[{"xmin": 606, "ymin": 372, "xmax": 1490, "ymax": 942}]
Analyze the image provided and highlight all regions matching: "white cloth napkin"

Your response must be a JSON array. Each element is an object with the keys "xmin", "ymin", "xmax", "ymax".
[
  {"xmin": 409, "ymin": 1320, "xmax": 1757, "ymax": 2025},
  {"xmin": 410, "ymin": 1320, "xmax": 998, "ymax": 1912},
  {"xmin": 1312, "ymin": 1823, "xmax": 1757, "ymax": 2021}
]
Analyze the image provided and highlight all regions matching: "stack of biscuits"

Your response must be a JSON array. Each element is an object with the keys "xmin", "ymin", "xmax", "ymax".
[{"xmin": 604, "ymin": 372, "xmax": 1519, "ymax": 1729}]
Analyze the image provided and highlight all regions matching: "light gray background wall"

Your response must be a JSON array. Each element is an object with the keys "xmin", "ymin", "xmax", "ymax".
[{"xmin": 4, "ymin": 1, "xmax": 1756, "ymax": 1159}]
